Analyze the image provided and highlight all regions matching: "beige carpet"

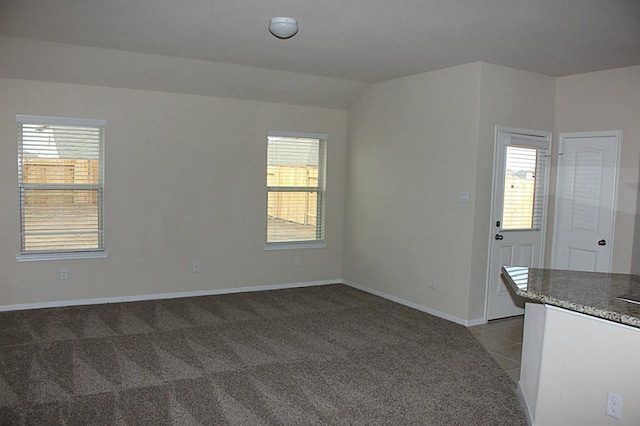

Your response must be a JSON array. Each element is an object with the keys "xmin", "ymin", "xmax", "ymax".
[{"xmin": 0, "ymin": 284, "xmax": 526, "ymax": 425}]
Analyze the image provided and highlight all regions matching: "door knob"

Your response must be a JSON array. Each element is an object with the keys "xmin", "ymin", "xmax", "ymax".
[
  {"xmin": 495, "ymin": 234, "xmax": 504, "ymax": 240},
  {"xmin": 598, "ymin": 239, "xmax": 607, "ymax": 246}
]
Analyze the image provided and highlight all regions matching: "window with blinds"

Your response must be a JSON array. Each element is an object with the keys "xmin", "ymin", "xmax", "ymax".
[
  {"xmin": 266, "ymin": 132, "xmax": 326, "ymax": 245},
  {"xmin": 502, "ymin": 145, "xmax": 547, "ymax": 231},
  {"xmin": 17, "ymin": 115, "xmax": 105, "ymax": 255}
]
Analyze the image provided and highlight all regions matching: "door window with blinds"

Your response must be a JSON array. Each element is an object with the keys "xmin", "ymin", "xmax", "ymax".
[
  {"xmin": 501, "ymin": 143, "xmax": 548, "ymax": 231},
  {"xmin": 266, "ymin": 132, "xmax": 326, "ymax": 247},
  {"xmin": 16, "ymin": 115, "xmax": 106, "ymax": 259}
]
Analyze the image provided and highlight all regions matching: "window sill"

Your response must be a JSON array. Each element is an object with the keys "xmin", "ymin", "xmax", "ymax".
[
  {"xmin": 264, "ymin": 241, "xmax": 326, "ymax": 251},
  {"xmin": 16, "ymin": 251, "xmax": 109, "ymax": 262}
]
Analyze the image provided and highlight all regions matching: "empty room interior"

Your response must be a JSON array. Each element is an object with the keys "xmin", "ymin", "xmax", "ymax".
[{"xmin": 1, "ymin": 1, "xmax": 640, "ymax": 425}]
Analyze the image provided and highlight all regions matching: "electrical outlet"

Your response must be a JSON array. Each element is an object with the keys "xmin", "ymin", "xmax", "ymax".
[
  {"xmin": 294, "ymin": 256, "xmax": 301, "ymax": 266},
  {"xmin": 192, "ymin": 262, "xmax": 200, "ymax": 273},
  {"xmin": 606, "ymin": 392, "xmax": 623, "ymax": 420},
  {"xmin": 60, "ymin": 268, "xmax": 68, "ymax": 280},
  {"xmin": 430, "ymin": 277, "xmax": 437, "ymax": 289}
]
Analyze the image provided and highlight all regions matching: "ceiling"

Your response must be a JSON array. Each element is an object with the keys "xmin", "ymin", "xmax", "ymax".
[{"xmin": 1, "ymin": 0, "xmax": 639, "ymax": 84}]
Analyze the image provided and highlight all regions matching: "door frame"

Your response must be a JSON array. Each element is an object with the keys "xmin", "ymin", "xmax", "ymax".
[
  {"xmin": 550, "ymin": 130, "xmax": 621, "ymax": 272},
  {"xmin": 484, "ymin": 126, "xmax": 552, "ymax": 322}
]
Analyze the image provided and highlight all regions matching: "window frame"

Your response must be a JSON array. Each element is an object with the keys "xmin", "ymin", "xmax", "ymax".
[
  {"xmin": 265, "ymin": 131, "xmax": 327, "ymax": 250},
  {"xmin": 15, "ymin": 115, "xmax": 108, "ymax": 262},
  {"xmin": 499, "ymin": 140, "xmax": 549, "ymax": 233}
]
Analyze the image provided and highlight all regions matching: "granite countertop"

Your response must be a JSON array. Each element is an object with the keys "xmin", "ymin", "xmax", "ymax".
[{"xmin": 501, "ymin": 266, "xmax": 640, "ymax": 328}]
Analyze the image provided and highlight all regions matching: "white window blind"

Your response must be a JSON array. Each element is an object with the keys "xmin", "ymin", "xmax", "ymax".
[
  {"xmin": 502, "ymin": 145, "xmax": 548, "ymax": 231},
  {"xmin": 17, "ymin": 115, "xmax": 105, "ymax": 255},
  {"xmin": 266, "ymin": 132, "xmax": 326, "ymax": 245}
]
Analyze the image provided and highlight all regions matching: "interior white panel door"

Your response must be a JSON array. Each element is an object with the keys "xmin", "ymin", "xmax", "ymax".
[{"xmin": 552, "ymin": 132, "xmax": 619, "ymax": 273}]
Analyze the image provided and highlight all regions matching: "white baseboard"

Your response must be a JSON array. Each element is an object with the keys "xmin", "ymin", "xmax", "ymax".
[
  {"xmin": 1, "ymin": 279, "xmax": 485, "ymax": 329},
  {"xmin": 0, "ymin": 279, "xmax": 340, "ymax": 312},
  {"xmin": 466, "ymin": 317, "xmax": 487, "ymax": 327},
  {"xmin": 343, "ymin": 280, "xmax": 479, "ymax": 327}
]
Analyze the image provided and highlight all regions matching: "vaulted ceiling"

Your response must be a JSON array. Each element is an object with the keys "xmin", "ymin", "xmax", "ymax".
[{"xmin": 2, "ymin": 0, "xmax": 639, "ymax": 83}]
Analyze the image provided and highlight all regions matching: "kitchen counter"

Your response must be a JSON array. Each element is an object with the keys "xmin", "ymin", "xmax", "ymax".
[
  {"xmin": 501, "ymin": 267, "xmax": 640, "ymax": 425},
  {"xmin": 501, "ymin": 266, "xmax": 640, "ymax": 328}
]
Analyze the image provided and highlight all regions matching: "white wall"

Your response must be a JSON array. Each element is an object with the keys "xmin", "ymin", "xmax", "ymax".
[
  {"xmin": 2, "ymin": 53, "xmax": 638, "ymax": 322},
  {"xmin": 343, "ymin": 62, "xmax": 556, "ymax": 323},
  {"xmin": 0, "ymin": 36, "xmax": 369, "ymax": 110},
  {"xmin": 552, "ymin": 65, "xmax": 640, "ymax": 273},
  {"xmin": 343, "ymin": 62, "xmax": 482, "ymax": 321},
  {"xmin": 0, "ymin": 78, "xmax": 347, "ymax": 306}
]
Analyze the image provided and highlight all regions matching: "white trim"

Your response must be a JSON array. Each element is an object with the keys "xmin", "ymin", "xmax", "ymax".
[
  {"xmin": 0, "ymin": 279, "xmax": 339, "ymax": 312},
  {"xmin": 343, "ymin": 280, "xmax": 479, "ymax": 327},
  {"xmin": 466, "ymin": 317, "xmax": 487, "ymax": 327},
  {"xmin": 15, "ymin": 114, "xmax": 106, "ymax": 127},
  {"xmin": 1, "ymin": 277, "xmax": 484, "ymax": 327},
  {"xmin": 16, "ymin": 251, "xmax": 109, "ymax": 262},
  {"xmin": 484, "ymin": 126, "xmax": 552, "ymax": 322},
  {"xmin": 267, "ymin": 130, "xmax": 328, "ymax": 141},
  {"xmin": 264, "ymin": 241, "xmax": 326, "ymax": 250},
  {"xmin": 492, "ymin": 126, "xmax": 550, "ymax": 140},
  {"xmin": 551, "ymin": 130, "xmax": 620, "ymax": 272}
]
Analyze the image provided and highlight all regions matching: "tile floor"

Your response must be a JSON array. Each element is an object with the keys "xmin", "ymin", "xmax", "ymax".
[{"xmin": 469, "ymin": 315, "xmax": 524, "ymax": 382}]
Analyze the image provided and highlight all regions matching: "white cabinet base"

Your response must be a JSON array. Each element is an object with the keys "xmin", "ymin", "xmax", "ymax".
[{"xmin": 520, "ymin": 303, "xmax": 640, "ymax": 425}]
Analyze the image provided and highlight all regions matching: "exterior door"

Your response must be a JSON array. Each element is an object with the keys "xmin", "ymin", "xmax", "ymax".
[
  {"xmin": 551, "ymin": 132, "xmax": 620, "ymax": 272},
  {"xmin": 487, "ymin": 128, "xmax": 551, "ymax": 320}
]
